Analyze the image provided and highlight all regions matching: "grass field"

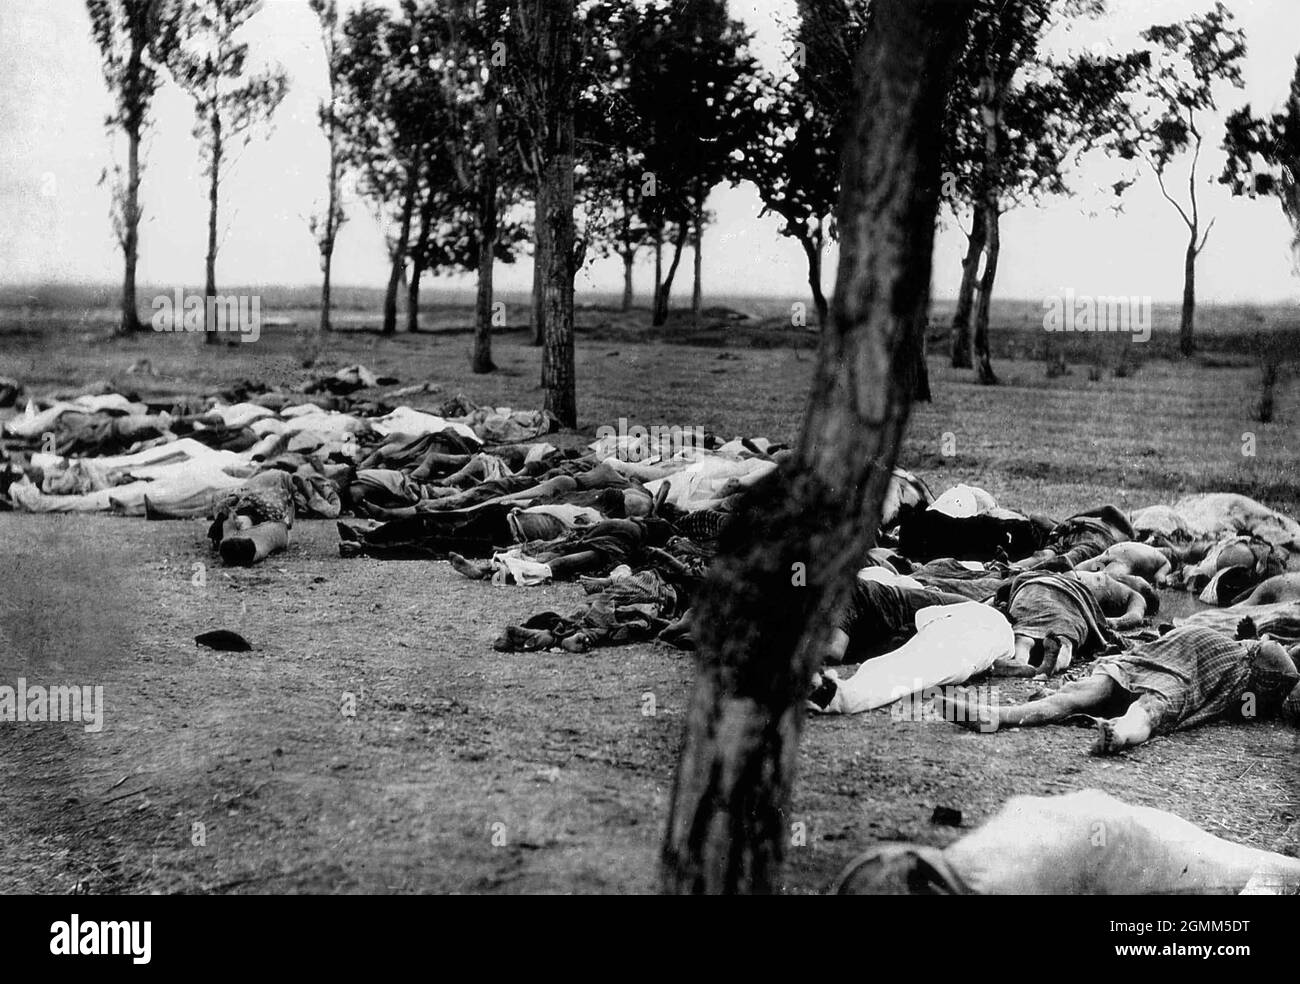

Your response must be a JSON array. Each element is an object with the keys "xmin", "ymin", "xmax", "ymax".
[{"xmin": 1, "ymin": 291, "xmax": 1298, "ymax": 893}]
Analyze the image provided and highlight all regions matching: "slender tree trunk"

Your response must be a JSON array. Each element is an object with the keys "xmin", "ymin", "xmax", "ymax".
[
  {"xmin": 204, "ymin": 107, "xmax": 222, "ymax": 346},
  {"xmin": 473, "ymin": 75, "xmax": 500, "ymax": 374},
  {"xmin": 972, "ymin": 68, "xmax": 1002, "ymax": 385},
  {"xmin": 320, "ymin": 248, "xmax": 333, "ymax": 334},
  {"xmin": 537, "ymin": 0, "xmax": 578, "ymax": 427},
  {"xmin": 621, "ymin": 250, "xmax": 635, "ymax": 311},
  {"xmin": 322, "ymin": 139, "xmax": 343, "ymax": 332},
  {"xmin": 408, "ymin": 172, "xmax": 438, "ymax": 334},
  {"xmin": 950, "ymin": 205, "xmax": 985, "ymax": 368},
  {"xmin": 973, "ymin": 204, "xmax": 999, "ymax": 385},
  {"xmin": 619, "ymin": 190, "xmax": 635, "ymax": 311},
  {"xmin": 531, "ymin": 191, "xmax": 547, "ymax": 347},
  {"xmin": 383, "ymin": 165, "xmax": 418, "ymax": 337},
  {"xmin": 407, "ymin": 258, "xmax": 424, "ymax": 334},
  {"xmin": 1180, "ymin": 232, "xmax": 1196, "ymax": 356},
  {"xmin": 653, "ymin": 221, "xmax": 687, "ymax": 327},
  {"xmin": 653, "ymin": 224, "xmax": 663, "ymax": 320},
  {"xmin": 119, "ymin": 120, "xmax": 143, "ymax": 337},
  {"xmin": 691, "ymin": 198, "xmax": 703, "ymax": 326},
  {"xmin": 660, "ymin": 0, "xmax": 972, "ymax": 895}
]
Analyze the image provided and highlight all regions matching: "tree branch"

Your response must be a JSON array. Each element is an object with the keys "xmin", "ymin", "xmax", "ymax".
[
  {"xmin": 1196, "ymin": 215, "xmax": 1216, "ymax": 255},
  {"xmin": 1150, "ymin": 157, "xmax": 1193, "ymax": 231}
]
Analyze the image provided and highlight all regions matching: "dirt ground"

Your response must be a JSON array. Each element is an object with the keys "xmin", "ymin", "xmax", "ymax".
[{"xmin": 1, "ymin": 305, "xmax": 1298, "ymax": 893}]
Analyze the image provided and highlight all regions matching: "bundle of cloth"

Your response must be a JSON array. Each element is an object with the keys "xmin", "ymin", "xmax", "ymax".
[
  {"xmin": 1131, "ymin": 493, "xmax": 1300, "ymax": 550},
  {"xmin": 492, "ymin": 567, "xmax": 685, "ymax": 653}
]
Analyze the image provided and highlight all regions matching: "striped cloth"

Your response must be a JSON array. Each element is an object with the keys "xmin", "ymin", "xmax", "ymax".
[{"xmin": 1093, "ymin": 626, "xmax": 1258, "ymax": 731}]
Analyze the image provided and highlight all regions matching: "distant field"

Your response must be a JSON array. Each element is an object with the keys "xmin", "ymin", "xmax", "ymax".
[{"xmin": 4, "ymin": 282, "xmax": 1298, "ymax": 366}]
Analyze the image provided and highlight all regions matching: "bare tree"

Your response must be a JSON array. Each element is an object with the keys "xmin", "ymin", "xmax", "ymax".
[
  {"xmin": 308, "ymin": 0, "xmax": 347, "ymax": 335},
  {"xmin": 660, "ymin": 0, "xmax": 973, "ymax": 894},
  {"xmin": 168, "ymin": 0, "xmax": 288, "ymax": 345},
  {"xmin": 1115, "ymin": 2, "xmax": 1246, "ymax": 356},
  {"xmin": 86, "ymin": 0, "xmax": 178, "ymax": 336}
]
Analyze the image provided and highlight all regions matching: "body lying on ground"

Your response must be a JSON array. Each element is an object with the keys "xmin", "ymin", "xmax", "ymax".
[
  {"xmin": 1131, "ymin": 492, "xmax": 1300, "ymax": 551},
  {"xmin": 1015, "ymin": 505, "xmax": 1134, "ymax": 569},
  {"xmin": 832, "ymin": 789, "xmax": 1300, "ymax": 895},
  {"xmin": 1074, "ymin": 541, "xmax": 1174, "ymax": 586},
  {"xmin": 1230, "ymin": 573, "xmax": 1300, "ymax": 606},
  {"xmin": 807, "ymin": 600, "xmax": 1013, "ymax": 715},
  {"xmin": 991, "ymin": 571, "xmax": 1133, "ymax": 677},
  {"xmin": 937, "ymin": 625, "xmax": 1299, "ymax": 755}
]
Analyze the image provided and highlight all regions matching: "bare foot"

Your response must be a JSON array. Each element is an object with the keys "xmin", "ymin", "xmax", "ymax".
[
  {"xmin": 1080, "ymin": 715, "xmax": 1124, "ymax": 756},
  {"xmin": 991, "ymin": 657, "xmax": 1038, "ymax": 678},
  {"xmin": 448, "ymin": 552, "xmax": 489, "ymax": 580},
  {"xmin": 935, "ymin": 695, "xmax": 994, "ymax": 731}
]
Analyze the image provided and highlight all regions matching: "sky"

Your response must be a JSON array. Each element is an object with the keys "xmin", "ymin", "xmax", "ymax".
[{"xmin": 0, "ymin": 0, "xmax": 1298, "ymax": 304}]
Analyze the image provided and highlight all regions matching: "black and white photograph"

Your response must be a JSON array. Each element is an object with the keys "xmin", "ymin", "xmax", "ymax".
[{"xmin": 1, "ymin": 0, "xmax": 1298, "ymax": 925}]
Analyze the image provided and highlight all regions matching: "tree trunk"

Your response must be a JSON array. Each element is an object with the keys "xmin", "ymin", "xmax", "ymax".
[
  {"xmin": 798, "ymin": 231, "xmax": 827, "ymax": 329},
  {"xmin": 536, "ymin": 0, "xmax": 578, "ymax": 427},
  {"xmin": 621, "ymin": 250, "xmax": 635, "ymax": 312},
  {"xmin": 320, "ymin": 126, "xmax": 340, "ymax": 334},
  {"xmin": 1179, "ymin": 232, "xmax": 1196, "ymax": 356},
  {"xmin": 407, "ymin": 170, "xmax": 439, "ymax": 335},
  {"xmin": 652, "ymin": 221, "xmax": 687, "ymax": 327},
  {"xmin": 204, "ymin": 105, "xmax": 222, "ymax": 346},
  {"xmin": 531, "ymin": 193, "xmax": 547, "ymax": 347},
  {"xmin": 406, "ymin": 259, "xmax": 423, "ymax": 334},
  {"xmin": 119, "ymin": 120, "xmax": 143, "ymax": 337},
  {"xmin": 949, "ymin": 205, "xmax": 985, "ymax": 368},
  {"xmin": 972, "ymin": 204, "xmax": 999, "ymax": 385},
  {"xmin": 972, "ymin": 66, "xmax": 1002, "ymax": 385},
  {"xmin": 473, "ymin": 74, "xmax": 500, "ymax": 374},
  {"xmin": 320, "ymin": 246, "xmax": 334, "ymax": 334},
  {"xmin": 652, "ymin": 224, "xmax": 663, "ymax": 320},
  {"xmin": 691, "ymin": 201, "xmax": 703, "ymax": 326},
  {"xmin": 383, "ymin": 165, "xmax": 419, "ymax": 337},
  {"xmin": 659, "ymin": 0, "xmax": 972, "ymax": 895}
]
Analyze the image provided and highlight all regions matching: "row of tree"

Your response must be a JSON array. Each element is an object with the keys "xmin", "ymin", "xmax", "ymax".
[{"xmin": 88, "ymin": 0, "xmax": 1300, "ymax": 426}]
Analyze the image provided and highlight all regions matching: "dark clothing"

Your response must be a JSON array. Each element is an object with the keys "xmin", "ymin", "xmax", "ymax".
[
  {"xmin": 1040, "ymin": 505, "xmax": 1134, "ymax": 566},
  {"xmin": 834, "ymin": 580, "xmax": 970, "ymax": 662},
  {"xmin": 910, "ymin": 558, "xmax": 1012, "ymax": 601},
  {"xmin": 997, "ymin": 570, "xmax": 1119, "ymax": 657},
  {"xmin": 896, "ymin": 503, "xmax": 1048, "ymax": 562}
]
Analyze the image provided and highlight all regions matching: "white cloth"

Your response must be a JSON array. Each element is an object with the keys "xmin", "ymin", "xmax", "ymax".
[
  {"xmin": 371, "ymin": 407, "xmax": 480, "ymax": 444},
  {"xmin": 945, "ymin": 790, "xmax": 1300, "ymax": 895},
  {"xmin": 518, "ymin": 504, "xmax": 602, "ymax": 526},
  {"xmin": 9, "ymin": 453, "xmax": 250, "ymax": 516},
  {"xmin": 5, "ymin": 394, "xmax": 142, "ymax": 438},
  {"xmin": 855, "ymin": 566, "xmax": 925, "ymax": 590},
  {"xmin": 1131, "ymin": 493, "xmax": 1300, "ymax": 549},
  {"xmin": 490, "ymin": 551, "xmax": 553, "ymax": 586},
  {"xmin": 929, "ymin": 483, "xmax": 997, "ymax": 518},
  {"xmin": 645, "ymin": 455, "xmax": 776, "ymax": 512},
  {"xmin": 825, "ymin": 602, "xmax": 1012, "ymax": 714},
  {"xmin": 206, "ymin": 402, "xmax": 274, "ymax": 428}
]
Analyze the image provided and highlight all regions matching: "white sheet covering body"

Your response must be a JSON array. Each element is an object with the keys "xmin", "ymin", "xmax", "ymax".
[{"xmin": 824, "ymin": 601, "xmax": 1012, "ymax": 714}]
